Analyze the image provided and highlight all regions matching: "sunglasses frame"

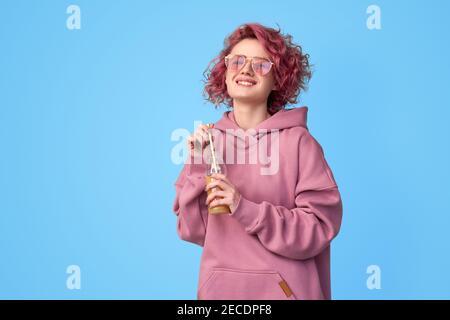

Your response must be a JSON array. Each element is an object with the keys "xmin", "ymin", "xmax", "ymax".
[{"xmin": 224, "ymin": 54, "xmax": 274, "ymax": 76}]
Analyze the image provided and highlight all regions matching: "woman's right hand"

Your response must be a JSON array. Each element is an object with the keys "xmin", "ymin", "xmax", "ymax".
[{"xmin": 186, "ymin": 124, "xmax": 213, "ymax": 158}]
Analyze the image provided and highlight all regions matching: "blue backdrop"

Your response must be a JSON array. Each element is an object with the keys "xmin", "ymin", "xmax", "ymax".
[{"xmin": 1, "ymin": 0, "xmax": 449, "ymax": 299}]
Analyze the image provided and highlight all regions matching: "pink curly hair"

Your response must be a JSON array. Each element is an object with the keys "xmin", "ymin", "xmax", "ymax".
[{"xmin": 202, "ymin": 23, "xmax": 312, "ymax": 114}]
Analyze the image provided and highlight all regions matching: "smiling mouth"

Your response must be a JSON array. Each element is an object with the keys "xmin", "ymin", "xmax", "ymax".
[{"xmin": 236, "ymin": 80, "xmax": 256, "ymax": 87}]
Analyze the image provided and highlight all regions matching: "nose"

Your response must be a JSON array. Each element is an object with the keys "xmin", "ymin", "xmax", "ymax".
[{"xmin": 240, "ymin": 59, "xmax": 254, "ymax": 75}]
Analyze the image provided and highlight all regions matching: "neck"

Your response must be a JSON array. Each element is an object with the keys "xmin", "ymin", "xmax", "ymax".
[{"xmin": 232, "ymin": 100, "xmax": 271, "ymax": 130}]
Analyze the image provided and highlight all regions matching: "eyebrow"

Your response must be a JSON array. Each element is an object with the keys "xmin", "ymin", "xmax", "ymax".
[{"xmin": 233, "ymin": 54, "xmax": 271, "ymax": 60}]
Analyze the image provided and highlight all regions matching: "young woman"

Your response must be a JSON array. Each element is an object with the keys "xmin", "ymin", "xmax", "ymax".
[{"xmin": 172, "ymin": 23, "xmax": 343, "ymax": 300}]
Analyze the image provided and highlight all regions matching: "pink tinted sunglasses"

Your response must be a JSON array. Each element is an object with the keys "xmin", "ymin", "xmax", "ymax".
[{"xmin": 224, "ymin": 54, "xmax": 274, "ymax": 76}]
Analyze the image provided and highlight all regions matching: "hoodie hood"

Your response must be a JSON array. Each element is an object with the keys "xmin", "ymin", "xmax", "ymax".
[{"xmin": 213, "ymin": 106, "xmax": 309, "ymax": 149}]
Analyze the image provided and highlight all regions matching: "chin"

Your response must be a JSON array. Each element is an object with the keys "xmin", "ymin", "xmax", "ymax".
[
  {"xmin": 230, "ymin": 93, "xmax": 255, "ymax": 99},
  {"xmin": 229, "ymin": 90, "xmax": 263, "ymax": 101}
]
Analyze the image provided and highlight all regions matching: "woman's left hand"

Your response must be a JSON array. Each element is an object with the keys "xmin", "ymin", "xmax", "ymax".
[{"xmin": 205, "ymin": 173, "xmax": 241, "ymax": 213}]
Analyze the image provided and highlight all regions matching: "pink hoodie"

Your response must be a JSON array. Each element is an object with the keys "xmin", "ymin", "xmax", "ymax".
[{"xmin": 172, "ymin": 106, "xmax": 343, "ymax": 300}]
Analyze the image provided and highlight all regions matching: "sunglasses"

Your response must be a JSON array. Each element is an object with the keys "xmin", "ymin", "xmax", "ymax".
[{"xmin": 224, "ymin": 54, "xmax": 274, "ymax": 76}]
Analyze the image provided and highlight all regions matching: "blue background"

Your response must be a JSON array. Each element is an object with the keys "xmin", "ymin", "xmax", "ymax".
[{"xmin": 1, "ymin": 0, "xmax": 449, "ymax": 299}]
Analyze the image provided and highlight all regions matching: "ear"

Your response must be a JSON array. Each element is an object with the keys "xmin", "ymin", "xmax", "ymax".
[{"xmin": 272, "ymin": 79, "xmax": 279, "ymax": 91}]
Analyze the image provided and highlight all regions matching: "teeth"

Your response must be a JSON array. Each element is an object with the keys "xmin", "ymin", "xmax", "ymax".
[{"xmin": 237, "ymin": 81, "xmax": 255, "ymax": 86}]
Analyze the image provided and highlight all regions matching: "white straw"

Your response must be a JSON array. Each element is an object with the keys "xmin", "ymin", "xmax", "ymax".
[{"xmin": 207, "ymin": 125, "xmax": 218, "ymax": 173}]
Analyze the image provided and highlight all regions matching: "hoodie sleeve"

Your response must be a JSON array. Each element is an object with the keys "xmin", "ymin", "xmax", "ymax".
[
  {"xmin": 229, "ymin": 132, "xmax": 343, "ymax": 260},
  {"xmin": 172, "ymin": 154, "xmax": 209, "ymax": 247}
]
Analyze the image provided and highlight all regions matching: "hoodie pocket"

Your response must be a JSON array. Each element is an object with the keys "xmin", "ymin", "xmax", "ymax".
[{"xmin": 198, "ymin": 268, "xmax": 296, "ymax": 300}]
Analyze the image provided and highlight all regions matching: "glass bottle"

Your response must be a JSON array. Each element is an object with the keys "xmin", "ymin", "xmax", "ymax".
[{"xmin": 204, "ymin": 124, "xmax": 231, "ymax": 215}]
